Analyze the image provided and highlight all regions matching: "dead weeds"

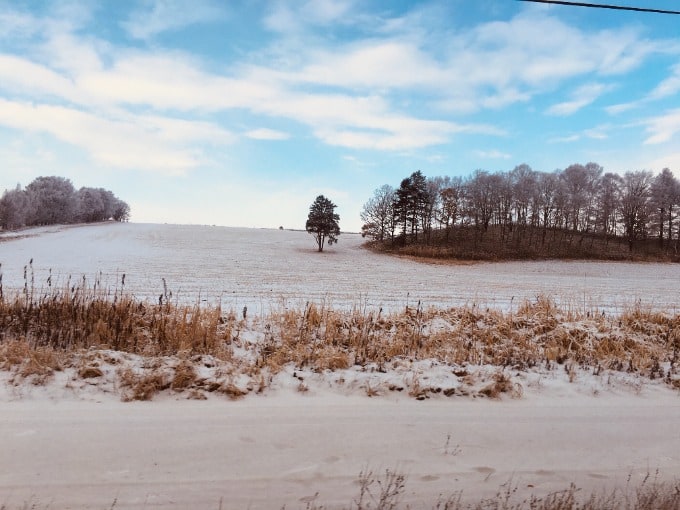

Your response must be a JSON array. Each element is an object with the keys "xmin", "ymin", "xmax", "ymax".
[{"xmin": 1, "ymin": 287, "xmax": 679, "ymax": 399}]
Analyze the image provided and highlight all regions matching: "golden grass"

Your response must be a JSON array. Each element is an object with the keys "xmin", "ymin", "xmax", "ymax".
[{"xmin": 0, "ymin": 284, "xmax": 679, "ymax": 399}]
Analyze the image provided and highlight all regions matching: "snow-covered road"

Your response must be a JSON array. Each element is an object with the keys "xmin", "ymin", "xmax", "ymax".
[{"xmin": 1, "ymin": 393, "xmax": 679, "ymax": 509}]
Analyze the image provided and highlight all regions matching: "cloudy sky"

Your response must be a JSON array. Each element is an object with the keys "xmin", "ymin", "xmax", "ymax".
[{"xmin": 1, "ymin": 0, "xmax": 680, "ymax": 232}]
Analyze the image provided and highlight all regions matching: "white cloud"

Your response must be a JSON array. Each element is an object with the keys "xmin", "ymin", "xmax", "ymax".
[
  {"xmin": 40, "ymin": 32, "xmax": 104, "ymax": 75},
  {"xmin": 584, "ymin": 126, "xmax": 610, "ymax": 140},
  {"xmin": 649, "ymin": 63, "xmax": 680, "ymax": 100},
  {"xmin": 549, "ymin": 134, "xmax": 581, "ymax": 143},
  {"xmin": 0, "ymin": 2, "xmax": 676, "ymax": 170},
  {"xmin": 263, "ymin": 0, "xmax": 354, "ymax": 33},
  {"xmin": 266, "ymin": 10, "xmax": 672, "ymax": 118},
  {"xmin": 293, "ymin": 41, "xmax": 445, "ymax": 89},
  {"xmin": 475, "ymin": 150, "xmax": 511, "ymax": 160},
  {"xmin": 546, "ymin": 83, "xmax": 611, "ymax": 116},
  {"xmin": 123, "ymin": 0, "xmax": 226, "ymax": 39},
  {"xmin": 246, "ymin": 128, "xmax": 290, "ymax": 140},
  {"xmin": 0, "ymin": 99, "xmax": 234, "ymax": 174},
  {"xmin": 78, "ymin": 53, "xmax": 279, "ymax": 111},
  {"xmin": 0, "ymin": 9, "xmax": 41, "ymax": 39},
  {"xmin": 605, "ymin": 102, "xmax": 638, "ymax": 115},
  {"xmin": 547, "ymin": 125, "xmax": 611, "ymax": 144},
  {"xmin": 0, "ymin": 54, "xmax": 80, "ymax": 101},
  {"xmin": 606, "ymin": 63, "xmax": 680, "ymax": 115},
  {"xmin": 643, "ymin": 109, "xmax": 680, "ymax": 145},
  {"xmin": 645, "ymin": 152, "xmax": 680, "ymax": 173},
  {"xmin": 304, "ymin": 0, "xmax": 355, "ymax": 24}
]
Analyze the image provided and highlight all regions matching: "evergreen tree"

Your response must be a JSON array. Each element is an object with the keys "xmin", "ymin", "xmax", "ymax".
[{"xmin": 306, "ymin": 195, "xmax": 340, "ymax": 252}]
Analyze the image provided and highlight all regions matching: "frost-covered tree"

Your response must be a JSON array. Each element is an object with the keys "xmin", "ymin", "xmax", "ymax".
[
  {"xmin": 112, "ymin": 199, "xmax": 130, "ymax": 222},
  {"xmin": 25, "ymin": 176, "xmax": 77, "ymax": 225},
  {"xmin": 306, "ymin": 195, "xmax": 340, "ymax": 252},
  {"xmin": 76, "ymin": 187, "xmax": 130, "ymax": 223},
  {"xmin": 0, "ymin": 184, "xmax": 30, "ymax": 230},
  {"xmin": 0, "ymin": 177, "xmax": 130, "ymax": 228}
]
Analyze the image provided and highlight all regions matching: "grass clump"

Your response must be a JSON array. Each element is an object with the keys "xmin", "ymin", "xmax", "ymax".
[{"xmin": 1, "ymin": 281, "xmax": 679, "ymax": 399}]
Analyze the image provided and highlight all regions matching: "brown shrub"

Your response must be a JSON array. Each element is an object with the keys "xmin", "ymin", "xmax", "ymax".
[
  {"xmin": 118, "ymin": 367, "xmax": 169, "ymax": 401},
  {"xmin": 171, "ymin": 360, "xmax": 197, "ymax": 391},
  {"xmin": 0, "ymin": 339, "xmax": 63, "ymax": 385},
  {"xmin": 78, "ymin": 365, "xmax": 104, "ymax": 379},
  {"xmin": 479, "ymin": 371, "xmax": 515, "ymax": 399}
]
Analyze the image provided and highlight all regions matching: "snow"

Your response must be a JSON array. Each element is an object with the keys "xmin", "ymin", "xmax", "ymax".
[
  {"xmin": 1, "ymin": 222, "xmax": 679, "ymax": 313},
  {"xmin": 1, "ymin": 223, "xmax": 679, "ymax": 509},
  {"xmin": 1, "ymin": 391, "xmax": 679, "ymax": 509}
]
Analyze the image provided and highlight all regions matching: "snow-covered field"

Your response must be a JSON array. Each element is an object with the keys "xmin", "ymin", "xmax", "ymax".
[
  {"xmin": 1, "ymin": 223, "xmax": 679, "ymax": 509},
  {"xmin": 1, "ymin": 222, "xmax": 679, "ymax": 313}
]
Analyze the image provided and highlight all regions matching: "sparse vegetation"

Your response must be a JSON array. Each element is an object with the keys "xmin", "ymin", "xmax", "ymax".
[
  {"xmin": 2, "ymin": 471, "xmax": 678, "ymax": 509},
  {"xmin": 298, "ymin": 469, "xmax": 680, "ymax": 510},
  {"xmin": 0, "ymin": 274, "xmax": 678, "ymax": 401}
]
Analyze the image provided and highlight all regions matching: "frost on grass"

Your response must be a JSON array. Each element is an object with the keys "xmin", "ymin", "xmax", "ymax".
[{"xmin": 0, "ymin": 284, "xmax": 679, "ymax": 401}]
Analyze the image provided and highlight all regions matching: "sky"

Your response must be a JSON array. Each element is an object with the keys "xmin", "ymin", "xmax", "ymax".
[{"xmin": 1, "ymin": 0, "xmax": 680, "ymax": 232}]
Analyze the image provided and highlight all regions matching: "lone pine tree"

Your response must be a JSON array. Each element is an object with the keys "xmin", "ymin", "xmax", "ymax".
[{"xmin": 306, "ymin": 195, "xmax": 340, "ymax": 252}]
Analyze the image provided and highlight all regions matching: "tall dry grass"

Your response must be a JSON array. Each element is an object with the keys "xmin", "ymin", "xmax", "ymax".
[{"xmin": 1, "ymin": 275, "xmax": 679, "ymax": 398}]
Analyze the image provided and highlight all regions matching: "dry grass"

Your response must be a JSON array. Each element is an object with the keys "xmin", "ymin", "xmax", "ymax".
[
  {"xmin": 117, "ymin": 366, "xmax": 170, "ymax": 401},
  {"xmin": 301, "ymin": 470, "xmax": 680, "ymax": 510},
  {"xmin": 0, "ymin": 283, "xmax": 679, "ymax": 400},
  {"xmin": 1, "ymin": 471, "xmax": 678, "ymax": 509},
  {"xmin": 0, "ymin": 339, "xmax": 63, "ymax": 385}
]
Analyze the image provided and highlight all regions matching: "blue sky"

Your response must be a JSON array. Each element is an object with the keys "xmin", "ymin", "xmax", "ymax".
[{"xmin": 1, "ymin": 0, "xmax": 680, "ymax": 232}]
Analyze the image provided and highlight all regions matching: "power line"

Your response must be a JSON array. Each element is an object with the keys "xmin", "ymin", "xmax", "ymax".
[{"xmin": 517, "ymin": 0, "xmax": 680, "ymax": 14}]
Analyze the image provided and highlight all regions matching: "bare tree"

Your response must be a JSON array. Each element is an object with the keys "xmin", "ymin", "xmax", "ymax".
[
  {"xmin": 649, "ymin": 168, "xmax": 679, "ymax": 249},
  {"xmin": 510, "ymin": 164, "xmax": 536, "ymax": 228},
  {"xmin": 360, "ymin": 184, "xmax": 395, "ymax": 242},
  {"xmin": 466, "ymin": 170, "xmax": 495, "ymax": 232},
  {"xmin": 561, "ymin": 164, "xmax": 588, "ymax": 231},
  {"xmin": 620, "ymin": 171, "xmax": 653, "ymax": 251},
  {"xmin": 596, "ymin": 172, "xmax": 622, "ymax": 239},
  {"xmin": 438, "ymin": 177, "xmax": 464, "ymax": 242}
]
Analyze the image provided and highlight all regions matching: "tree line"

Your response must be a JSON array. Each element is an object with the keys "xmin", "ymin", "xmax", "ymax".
[
  {"xmin": 0, "ymin": 176, "xmax": 130, "ymax": 230},
  {"xmin": 361, "ymin": 164, "xmax": 680, "ymax": 259}
]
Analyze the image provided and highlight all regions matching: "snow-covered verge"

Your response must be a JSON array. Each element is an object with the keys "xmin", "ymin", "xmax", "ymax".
[
  {"xmin": 1, "ymin": 306, "xmax": 679, "ymax": 404},
  {"xmin": 2, "ymin": 345, "xmax": 679, "ymax": 408},
  {"xmin": 1, "ymin": 290, "xmax": 678, "ymax": 403}
]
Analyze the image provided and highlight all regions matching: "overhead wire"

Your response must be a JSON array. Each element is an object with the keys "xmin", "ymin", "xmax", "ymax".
[{"xmin": 517, "ymin": 0, "xmax": 680, "ymax": 15}]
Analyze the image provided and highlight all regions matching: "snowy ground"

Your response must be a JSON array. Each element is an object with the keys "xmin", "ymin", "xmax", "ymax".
[
  {"xmin": 1, "ymin": 222, "xmax": 680, "ymax": 313},
  {"xmin": 1, "ymin": 223, "xmax": 679, "ymax": 509},
  {"xmin": 2, "ymin": 378, "xmax": 680, "ymax": 509}
]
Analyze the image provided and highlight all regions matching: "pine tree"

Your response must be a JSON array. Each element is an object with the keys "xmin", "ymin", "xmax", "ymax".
[{"xmin": 306, "ymin": 195, "xmax": 340, "ymax": 252}]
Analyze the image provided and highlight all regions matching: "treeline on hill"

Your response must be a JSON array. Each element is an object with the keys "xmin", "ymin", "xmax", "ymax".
[
  {"xmin": 361, "ymin": 165, "xmax": 680, "ymax": 261},
  {"xmin": 0, "ymin": 176, "xmax": 130, "ymax": 230}
]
